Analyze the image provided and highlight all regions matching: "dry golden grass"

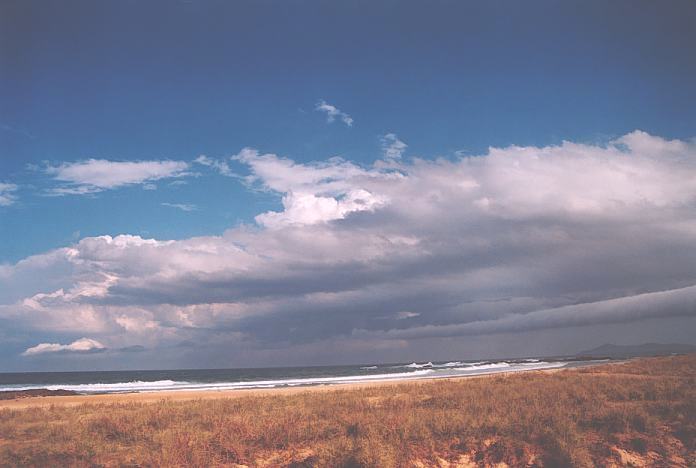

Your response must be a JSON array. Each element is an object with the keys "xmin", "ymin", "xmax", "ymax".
[{"xmin": 0, "ymin": 355, "xmax": 694, "ymax": 467}]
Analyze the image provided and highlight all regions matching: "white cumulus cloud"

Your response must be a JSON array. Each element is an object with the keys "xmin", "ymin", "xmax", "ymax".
[
  {"xmin": 22, "ymin": 337, "xmax": 106, "ymax": 356},
  {"xmin": 3, "ymin": 131, "xmax": 696, "ymax": 365},
  {"xmin": 233, "ymin": 147, "xmax": 391, "ymax": 227}
]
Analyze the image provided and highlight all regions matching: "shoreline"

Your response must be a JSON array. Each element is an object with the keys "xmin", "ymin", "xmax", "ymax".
[
  {"xmin": 1, "ymin": 355, "xmax": 692, "ymax": 466},
  {"xmin": 0, "ymin": 361, "xmax": 609, "ymax": 410}
]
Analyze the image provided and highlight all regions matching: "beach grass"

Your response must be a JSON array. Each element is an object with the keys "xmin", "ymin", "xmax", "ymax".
[{"xmin": 0, "ymin": 355, "xmax": 694, "ymax": 467}]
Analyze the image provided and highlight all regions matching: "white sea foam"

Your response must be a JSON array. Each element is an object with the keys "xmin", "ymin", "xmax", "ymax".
[
  {"xmin": 450, "ymin": 361, "xmax": 565, "ymax": 373},
  {"xmin": 0, "ymin": 379, "xmax": 183, "ymax": 393},
  {"xmin": 402, "ymin": 361, "xmax": 433, "ymax": 368},
  {"xmin": 0, "ymin": 370, "xmax": 435, "ymax": 394},
  {"xmin": 45, "ymin": 380, "xmax": 182, "ymax": 393},
  {"xmin": 452, "ymin": 362, "xmax": 511, "ymax": 371},
  {"xmin": 432, "ymin": 361, "xmax": 464, "ymax": 368}
]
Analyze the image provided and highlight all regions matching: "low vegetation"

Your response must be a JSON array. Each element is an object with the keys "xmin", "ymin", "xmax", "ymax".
[{"xmin": 0, "ymin": 355, "xmax": 694, "ymax": 467}]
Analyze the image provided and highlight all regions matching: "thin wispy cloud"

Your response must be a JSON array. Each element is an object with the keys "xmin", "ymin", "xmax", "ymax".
[
  {"xmin": 0, "ymin": 123, "xmax": 35, "ymax": 140},
  {"xmin": 0, "ymin": 183, "xmax": 18, "ymax": 206},
  {"xmin": 161, "ymin": 202, "xmax": 198, "ymax": 212},
  {"xmin": 44, "ymin": 159, "xmax": 190, "ymax": 195},
  {"xmin": 194, "ymin": 155, "xmax": 233, "ymax": 176},
  {"xmin": 381, "ymin": 133, "xmax": 407, "ymax": 160},
  {"xmin": 315, "ymin": 100, "xmax": 353, "ymax": 126}
]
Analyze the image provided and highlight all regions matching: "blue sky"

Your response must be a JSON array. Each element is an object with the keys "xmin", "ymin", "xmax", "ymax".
[
  {"xmin": 3, "ymin": 0, "xmax": 695, "ymax": 262},
  {"xmin": 1, "ymin": 1, "xmax": 696, "ymax": 370}
]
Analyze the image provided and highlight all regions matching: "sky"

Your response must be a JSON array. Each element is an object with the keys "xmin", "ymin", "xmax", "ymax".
[{"xmin": 1, "ymin": 1, "xmax": 695, "ymax": 371}]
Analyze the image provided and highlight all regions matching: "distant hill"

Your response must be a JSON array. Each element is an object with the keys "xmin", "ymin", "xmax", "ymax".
[{"xmin": 577, "ymin": 343, "xmax": 696, "ymax": 358}]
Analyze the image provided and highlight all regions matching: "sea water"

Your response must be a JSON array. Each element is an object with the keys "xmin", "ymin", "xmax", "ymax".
[{"xmin": 0, "ymin": 358, "xmax": 604, "ymax": 394}]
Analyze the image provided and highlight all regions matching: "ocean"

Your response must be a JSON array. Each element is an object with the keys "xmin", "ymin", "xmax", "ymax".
[{"xmin": 0, "ymin": 358, "xmax": 605, "ymax": 394}]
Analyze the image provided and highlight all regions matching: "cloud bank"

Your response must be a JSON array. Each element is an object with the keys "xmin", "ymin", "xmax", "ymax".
[{"xmin": 2, "ymin": 131, "xmax": 696, "ymax": 366}]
